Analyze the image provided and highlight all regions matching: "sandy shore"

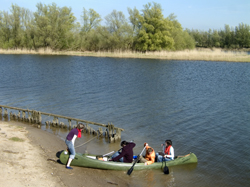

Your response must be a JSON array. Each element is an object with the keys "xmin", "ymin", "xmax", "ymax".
[{"xmin": 0, "ymin": 120, "xmax": 129, "ymax": 187}]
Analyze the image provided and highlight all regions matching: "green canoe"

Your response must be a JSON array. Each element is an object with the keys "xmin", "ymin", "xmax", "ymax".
[{"xmin": 59, "ymin": 151, "xmax": 198, "ymax": 170}]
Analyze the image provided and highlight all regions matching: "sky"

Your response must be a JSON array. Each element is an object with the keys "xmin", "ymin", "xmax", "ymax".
[{"xmin": 1, "ymin": 0, "xmax": 250, "ymax": 31}]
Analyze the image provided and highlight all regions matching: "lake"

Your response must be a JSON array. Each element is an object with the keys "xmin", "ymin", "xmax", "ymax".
[{"xmin": 0, "ymin": 54, "xmax": 249, "ymax": 186}]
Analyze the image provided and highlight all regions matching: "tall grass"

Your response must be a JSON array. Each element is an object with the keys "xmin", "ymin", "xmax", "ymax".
[{"xmin": 0, "ymin": 48, "xmax": 249, "ymax": 62}]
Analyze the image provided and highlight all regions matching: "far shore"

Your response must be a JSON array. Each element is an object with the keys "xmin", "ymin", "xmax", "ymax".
[{"xmin": 0, "ymin": 48, "xmax": 250, "ymax": 62}]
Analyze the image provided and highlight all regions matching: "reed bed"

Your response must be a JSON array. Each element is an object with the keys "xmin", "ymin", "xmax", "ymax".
[{"xmin": 0, "ymin": 48, "xmax": 249, "ymax": 62}]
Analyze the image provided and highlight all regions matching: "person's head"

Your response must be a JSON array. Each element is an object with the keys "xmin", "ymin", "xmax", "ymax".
[
  {"xmin": 147, "ymin": 148, "xmax": 153, "ymax": 154},
  {"xmin": 120, "ymin": 140, "xmax": 128, "ymax": 147},
  {"xmin": 77, "ymin": 123, "xmax": 85, "ymax": 131},
  {"xmin": 165, "ymin": 139, "xmax": 172, "ymax": 146}
]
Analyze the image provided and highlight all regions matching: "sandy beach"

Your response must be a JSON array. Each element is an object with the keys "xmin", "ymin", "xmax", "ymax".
[{"xmin": 0, "ymin": 120, "xmax": 129, "ymax": 187}]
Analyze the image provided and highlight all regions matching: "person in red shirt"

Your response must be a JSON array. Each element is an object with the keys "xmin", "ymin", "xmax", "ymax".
[{"xmin": 138, "ymin": 143, "xmax": 156, "ymax": 165}]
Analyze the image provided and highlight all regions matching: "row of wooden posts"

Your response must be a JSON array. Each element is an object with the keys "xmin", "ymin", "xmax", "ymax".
[{"xmin": 0, "ymin": 105, "xmax": 124, "ymax": 143}]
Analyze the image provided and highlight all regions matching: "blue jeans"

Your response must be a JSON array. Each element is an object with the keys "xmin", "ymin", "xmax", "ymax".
[
  {"xmin": 156, "ymin": 153, "xmax": 172, "ymax": 162},
  {"xmin": 111, "ymin": 151, "xmax": 124, "ymax": 162},
  {"xmin": 65, "ymin": 139, "xmax": 75, "ymax": 159}
]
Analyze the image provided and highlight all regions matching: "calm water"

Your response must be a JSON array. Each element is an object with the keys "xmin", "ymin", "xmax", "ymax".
[{"xmin": 0, "ymin": 54, "xmax": 250, "ymax": 187}]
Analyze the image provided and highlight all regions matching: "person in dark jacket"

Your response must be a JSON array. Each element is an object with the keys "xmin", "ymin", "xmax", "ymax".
[{"xmin": 110, "ymin": 140, "xmax": 136, "ymax": 163}]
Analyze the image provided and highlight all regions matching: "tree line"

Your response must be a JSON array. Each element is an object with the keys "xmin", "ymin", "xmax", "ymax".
[
  {"xmin": 187, "ymin": 23, "xmax": 250, "ymax": 49},
  {"xmin": 0, "ymin": 2, "xmax": 249, "ymax": 52}
]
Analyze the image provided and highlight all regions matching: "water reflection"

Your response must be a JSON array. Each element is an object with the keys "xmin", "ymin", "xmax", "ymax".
[{"xmin": 118, "ymin": 163, "xmax": 197, "ymax": 187}]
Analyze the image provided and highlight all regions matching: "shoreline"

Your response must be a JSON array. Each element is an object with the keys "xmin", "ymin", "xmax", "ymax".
[
  {"xmin": 0, "ymin": 121, "xmax": 64, "ymax": 187},
  {"xmin": 0, "ymin": 120, "xmax": 129, "ymax": 187},
  {"xmin": 0, "ymin": 48, "xmax": 249, "ymax": 62}
]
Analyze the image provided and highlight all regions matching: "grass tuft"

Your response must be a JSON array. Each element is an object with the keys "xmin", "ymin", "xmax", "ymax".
[{"xmin": 9, "ymin": 137, "xmax": 24, "ymax": 142}]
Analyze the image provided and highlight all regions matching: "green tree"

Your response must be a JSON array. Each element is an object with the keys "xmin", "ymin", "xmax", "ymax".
[
  {"xmin": 80, "ymin": 8, "xmax": 102, "ymax": 51},
  {"xmin": 167, "ymin": 13, "xmax": 195, "ymax": 50},
  {"xmin": 127, "ymin": 7, "xmax": 140, "ymax": 33},
  {"xmin": 235, "ymin": 23, "xmax": 250, "ymax": 48},
  {"xmin": 56, "ymin": 6, "xmax": 76, "ymax": 49},
  {"xmin": 82, "ymin": 8, "xmax": 102, "ymax": 33},
  {"xmin": 104, "ymin": 10, "xmax": 133, "ymax": 51},
  {"xmin": 9, "ymin": 4, "xmax": 21, "ymax": 48},
  {"xmin": 221, "ymin": 24, "xmax": 235, "ymax": 48},
  {"xmin": 70, "ymin": 21, "xmax": 81, "ymax": 50},
  {"xmin": 187, "ymin": 29, "xmax": 201, "ymax": 47},
  {"xmin": 8, "ymin": 4, "xmax": 29, "ymax": 48},
  {"xmin": 129, "ymin": 2, "xmax": 174, "ymax": 51},
  {"xmin": 211, "ymin": 30, "xmax": 221, "ymax": 47},
  {"xmin": 34, "ymin": 3, "xmax": 76, "ymax": 50},
  {"xmin": 18, "ymin": 8, "xmax": 35, "ymax": 49},
  {"xmin": 0, "ymin": 11, "xmax": 12, "ymax": 48},
  {"xmin": 34, "ymin": 3, "xmax": 50, "ymax": 48},
  {"xmin": 95, "ymin": 26, "xmax": 113, "ymax": 50}
]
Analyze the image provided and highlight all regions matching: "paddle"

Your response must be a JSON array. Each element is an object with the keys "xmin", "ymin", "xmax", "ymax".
[
  {"xmin": 127, "ymin": 146, "xmax": 147, "ymax": 175},
  {"xmin": 103, "ymin": 151, "xmax": 115, "ymax": 157},
  {"xmin": 163, "ymin": 160, "xmax": 169, "ymax": 174},
  {"xmin": 161, "ymin": 143, "xmax": 169, "ymax": 174}
]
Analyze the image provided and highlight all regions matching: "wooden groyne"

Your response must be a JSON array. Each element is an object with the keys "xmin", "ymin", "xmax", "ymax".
[{"xmin": 0, "ymin": 105, "xmax": 124, "ymax": 143}]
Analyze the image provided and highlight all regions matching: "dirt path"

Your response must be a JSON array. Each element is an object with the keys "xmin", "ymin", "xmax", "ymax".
[{"xmin": 0, "ymin": 121, "xmax": 129, "ymax": 187}]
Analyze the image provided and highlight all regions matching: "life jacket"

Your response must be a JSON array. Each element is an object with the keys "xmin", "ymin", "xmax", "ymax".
[
  {"xmin": 145, "ymin": 146, "xmax": 155, "ymax": 161},
  {"xmin": 144, "ymin": 146, "xmax": 155, "ymax": 165},
  {"xmin": 164, "ymin": 145, "xmax": 172, "ymax": 155}
]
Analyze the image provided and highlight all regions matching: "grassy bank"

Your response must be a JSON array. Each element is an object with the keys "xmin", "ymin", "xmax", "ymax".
[{"xmin": 0, "ymin": 48, "xmax": 249, "ymax": 62}]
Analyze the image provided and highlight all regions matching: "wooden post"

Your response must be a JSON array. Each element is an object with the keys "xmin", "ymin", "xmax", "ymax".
[
  {"xmin": 4, "ymin": 108, "xmax": 8, "ymax": 118},
  {"xmin": 68, "ymin": 119, "xmax": 72, "ymax": 129},
  {"xmin": 21, "ymin": 111, "xmax": 25, "ymax": 121},
  {"xmin": 98, "ymin": 127, "xmax": 103, "ymax": 138},
  {"xmin": 107, "ymin": 123, "xmax": 115, "ymax": 143},
  {"xmin": 10, "ymin": 112, "xmax": 13, "ymax": 120},
  {"xmin": 105, "ymin": 130, "xmax": 108, "ymax": 138},
  {"xmin": 13, "ymin": 113, "xmax": 17, "ymax": 120},
  {"xmin": 38, "ymin": 112, "xmax": 42, "ymax": 124},
  {"xmin": 107, "ymin": 123, "xmax": 112, "ymax": 138},
  {"xmin": 28, "ymin": 111, "xmax": 31, "ymax": 122},
  {"xmin": 114, "ymin": 128, "xmax": 121, "ymax": 140},
  {"xmin": 84, "ymin": 124, "xmax": 89, "ymax": 133},
  {"xmin": 93, "ymin": 129, "xmax": 97, "ymax": 135},
  {"xmin": 110, "ymin": 136, "xmax": 114, "ymax": 143},
  {"xmin": 52, "ymin": 116, "xmax": 58, "ymax": 126},
  {"xmin": 87, "ymin": 126, "xmax": 90, "ymax": 134},
  {"xmin": 30, "ymin": 110, "xmax": 34, "ymax": 123},
  {"xmin": 33, "ymin": 111, "xmax": 38, "ymax": 123},
  {"xmin": 17, "ymin": 111, "xmax": 21, "ymax": 120},
  {"xmin": 0, "ymin": 105, "xmax": 124, "ymax": 143}
]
